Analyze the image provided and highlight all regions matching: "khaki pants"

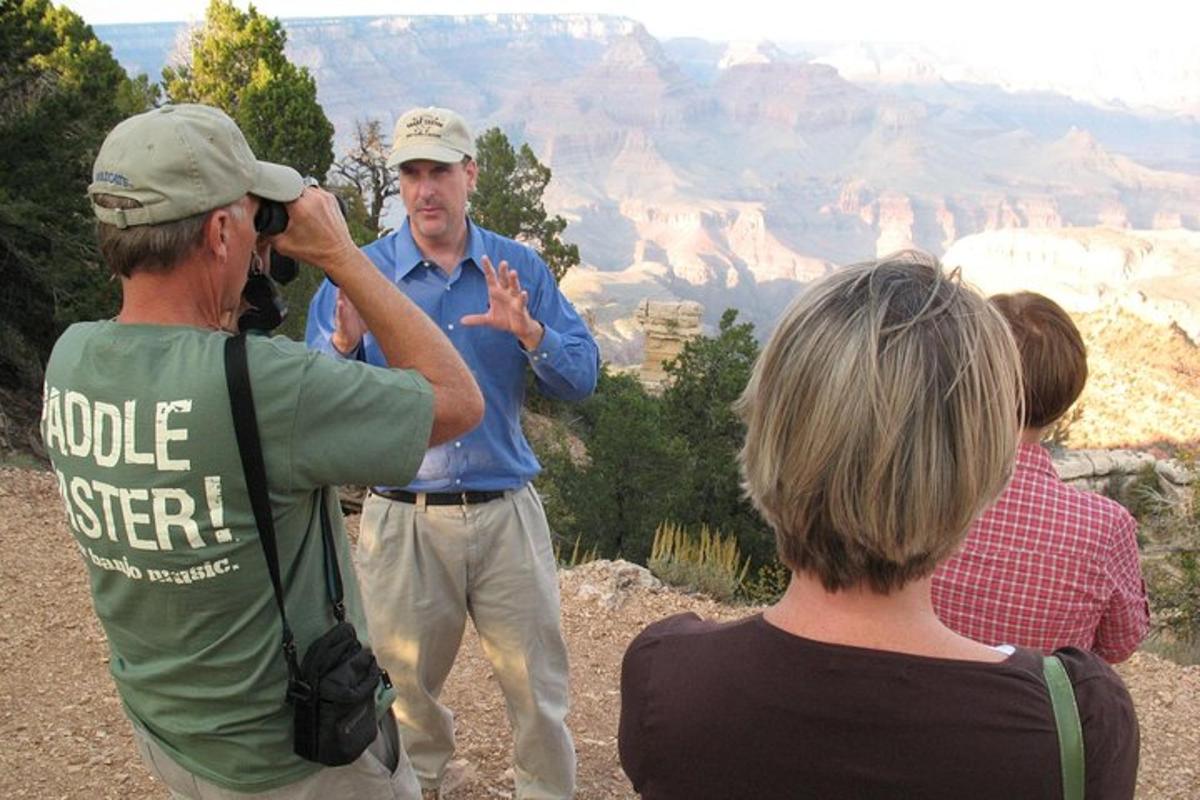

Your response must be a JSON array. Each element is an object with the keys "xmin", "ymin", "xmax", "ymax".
[
  {"xmin": 357, "ymin": 485, "xmax": 575, "ymax": 799},
  {"xmin": 131, "ymin": 711, "xmax": 420, "ymax": 799}
]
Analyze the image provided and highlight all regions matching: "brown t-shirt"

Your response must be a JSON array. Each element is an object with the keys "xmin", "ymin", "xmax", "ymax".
[{"xmin": 619, "ymin": 613, "xmax": 1138, "ymax": 799}]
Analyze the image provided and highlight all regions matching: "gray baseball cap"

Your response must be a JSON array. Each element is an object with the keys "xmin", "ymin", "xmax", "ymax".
[
  {"xmin": 88, "ymin": 104, "xmax": 304, "ymax": 228},
  {"xmin": 386, "ymin": 107, "xmax": 476, "ymax": 167}
]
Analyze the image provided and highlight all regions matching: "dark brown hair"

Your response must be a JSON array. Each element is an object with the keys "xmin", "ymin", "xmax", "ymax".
[{"xmin": 990, "ymin": 292, "xmax": 1087, "ymax": 429}]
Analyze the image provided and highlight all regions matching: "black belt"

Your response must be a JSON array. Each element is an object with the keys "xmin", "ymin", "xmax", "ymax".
[{"xmin": 372, "ymin": 488, "xmax": 506, "ymax": 506}]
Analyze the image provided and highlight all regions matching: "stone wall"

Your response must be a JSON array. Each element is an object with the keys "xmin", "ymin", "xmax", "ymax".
[{"xmin": 1052, "ymin": 448, "xmax": 1195, "ymax": 509}]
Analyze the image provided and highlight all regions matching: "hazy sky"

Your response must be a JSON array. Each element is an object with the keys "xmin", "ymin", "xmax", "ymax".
[{"xmin": 62, "ymin": 0, "xmax": 1197, "ymax": 45}]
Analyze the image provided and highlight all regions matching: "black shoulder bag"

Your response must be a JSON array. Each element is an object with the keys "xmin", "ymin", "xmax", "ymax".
[{"xmin": 224, "ymin": 333, "xmax": 390, "ymax": 767}]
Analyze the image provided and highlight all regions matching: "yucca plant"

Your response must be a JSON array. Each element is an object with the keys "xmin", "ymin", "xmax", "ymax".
[
  {"xmin": 555, "ymin": 535, "xmax": 599, "ymax": 568},
  {"xmin": 648, "ymin": 521, "xmax": 750, "ymax": 602}
]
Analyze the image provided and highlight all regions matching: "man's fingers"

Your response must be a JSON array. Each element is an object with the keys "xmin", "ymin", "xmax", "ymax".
[
  {"xmin": 459, "ymin": 313, "xmax": 488, "ymax": 327},
  {"xmin": 496, "ymin": 260, "xmax": 515, "ymax": 291},
  {"xmin": 480, "ymin": 255, "xmax": 499, "ymax": 285}
]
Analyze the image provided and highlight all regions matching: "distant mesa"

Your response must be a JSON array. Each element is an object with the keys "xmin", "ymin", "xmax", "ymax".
[
  {"xmin": 92, "ymin": 14, "xmax": 1200, "ymax": 440},
  {"xmin": 717, "ymin": 40, "xmax": 789, "ymax": 70}
]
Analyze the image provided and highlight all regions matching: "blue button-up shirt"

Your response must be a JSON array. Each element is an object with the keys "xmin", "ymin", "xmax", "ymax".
[{"xmin": 305, "ymin": 218, "xmax": 599, "ymax": 492}]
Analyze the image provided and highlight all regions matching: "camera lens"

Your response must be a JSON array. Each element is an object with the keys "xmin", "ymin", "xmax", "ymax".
[{"xmin": 254, "ymin": 202, "xmax": 288, "ymax": 235}]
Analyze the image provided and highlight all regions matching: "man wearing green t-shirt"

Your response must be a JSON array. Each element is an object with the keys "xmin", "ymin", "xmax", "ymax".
[{"xmin": 41, "ymin": 104, "xmax": 483, "ymax": 798}]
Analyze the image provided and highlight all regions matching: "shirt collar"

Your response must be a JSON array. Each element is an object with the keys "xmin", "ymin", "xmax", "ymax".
[
  {"xmin": 464, "ymin": 218, "xmax": 487, "ymax": 271},
  {"xmin": 392, "ymin": 217, "xmax": 487, "ymax": 280},
  {"xmin": 1016, "ymin": 441, "xmax": 1056, "ymax": 478}
]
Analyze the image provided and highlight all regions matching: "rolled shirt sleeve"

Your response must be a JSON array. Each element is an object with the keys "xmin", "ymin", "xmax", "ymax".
[
  {"xmin": 521, "ymin": 255, "xmax": 599, "ymax": 402},
  {"xmin": 1093, "ymin": 510, "xmax": 1151, "ymax": 662}
]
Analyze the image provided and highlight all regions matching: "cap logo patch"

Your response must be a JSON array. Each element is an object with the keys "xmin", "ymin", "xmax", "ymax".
[
  {"xmin": 94, "ymin": 170, "xmax": 133, "ymax": 188},
  {"xmin": 404, "ymin": 113, "xmax": 446, "ymax": 137}
]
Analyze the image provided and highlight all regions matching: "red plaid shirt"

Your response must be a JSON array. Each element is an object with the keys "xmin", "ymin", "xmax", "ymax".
[{"xmin": 932, "ymin": 442, "xmax": 1149, "ymax": 662}]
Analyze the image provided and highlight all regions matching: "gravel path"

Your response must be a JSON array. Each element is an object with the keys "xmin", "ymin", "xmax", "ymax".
[{"xmin": 1, "ymin": 467, "xmax": 1196, "ymax": 798}]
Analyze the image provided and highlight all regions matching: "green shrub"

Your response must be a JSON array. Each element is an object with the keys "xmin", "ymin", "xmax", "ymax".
[
  {"xmin": 532, "ymin": 370, "xmax": 690, "ymax": 564},
  {"xmin": 741, "ymin": 558, "xmax": 791, "ymax": 606},
  {"xmin": 1106, "ymin": 463, "xmax": 1169, "ymax": 523},
  {"xmin": 1144, "ymin": 550, "xmax": 1200, "ymax": 665},
  {"xmin": 1138, "ymin": 450, "xmax": 1200, "ymax": 665},
  {"xmin": 660, "ymin": 309, "xmax": 776, "ymax": 568},
  {"xmin": 648, "ymin": 521, "xmax": 749, "ymax": 602}
]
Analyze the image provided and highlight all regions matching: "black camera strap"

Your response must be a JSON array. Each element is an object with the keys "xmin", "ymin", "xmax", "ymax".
[{"xmin": 223, "ymin": 333, "xmax": 347, "ymax": 693}]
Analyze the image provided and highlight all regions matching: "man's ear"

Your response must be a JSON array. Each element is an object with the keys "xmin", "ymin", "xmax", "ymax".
[
  {"xmin": 464, "ymin": 158, "xmax": 479, "ymax": 193},
  {"xmin": 202, "ymin": 207, "xmax": 231, "ymax": 260}
]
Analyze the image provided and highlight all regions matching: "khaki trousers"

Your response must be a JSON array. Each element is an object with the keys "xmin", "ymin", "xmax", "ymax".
[
  {"xmin": 131, "ymin": 711, "xmax": 420, "ymax": 799},
  {"xmin": 357, "ymin": 485, "xmax": 575, "ymax": 799}
]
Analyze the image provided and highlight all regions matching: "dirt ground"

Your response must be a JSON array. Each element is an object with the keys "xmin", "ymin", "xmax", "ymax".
[
  {"xmin": 1069, "ymin": 310, "xmax": 1200, "ymax": 452},
  {"xmin": 2, "ymin": 466, "xmax": 1197, "ymax": 799}
]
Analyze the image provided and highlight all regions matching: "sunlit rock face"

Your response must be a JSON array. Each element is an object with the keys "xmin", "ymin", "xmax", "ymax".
[
  {"xmin": 945, "ymin": 228, "xmax": 1200, "ymax": 344},
  {"xmin": 97, "ymin": 15, "xmax": 1200, "ymax": 368}
]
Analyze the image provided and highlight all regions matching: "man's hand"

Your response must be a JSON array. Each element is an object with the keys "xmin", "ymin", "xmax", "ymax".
[
  {"xmin": 460, "ymin": 255, "xmax": 544, "ymax": 350},
  {"xmin": 332, "ymin": 289, "xmax": 368, "ymax": 355}
]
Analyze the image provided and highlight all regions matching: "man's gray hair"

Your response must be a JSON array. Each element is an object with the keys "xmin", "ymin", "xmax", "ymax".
[{"xmin": 94, "ymin": 194, "xmax": 246, "ymax": 278}]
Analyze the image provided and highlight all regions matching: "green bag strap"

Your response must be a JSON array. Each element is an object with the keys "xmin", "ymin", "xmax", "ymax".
[{"xmin": 1043, "ymin": 654, "xmax": 1085, "ymax": 800}]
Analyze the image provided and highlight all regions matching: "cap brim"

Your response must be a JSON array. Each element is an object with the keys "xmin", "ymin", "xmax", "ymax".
[
  {"xmin": 386, "ymin": 143, "xmax": 468, "ymax": 168},
  {"xmin": 251, "ymin": 160, "xmax": 304, "ymax": 202}
]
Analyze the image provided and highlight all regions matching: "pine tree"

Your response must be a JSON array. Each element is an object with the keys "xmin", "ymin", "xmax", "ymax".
[
  {"xmin": 162, "ymin": 0, "xmax": 334, "ymax": 179},
  {"xmin": 471, "ymin": 127, "xmax": 579, "ymax": 282},
  {"xmin": 0, "ymin": 0, "xmax": 154, "ymax": 390},
  {"xmin": 540, "ymin": 370, "xmax": 689, "ymax": 562},
  {"xmin": 661, "ymin": 309, "xmax": 775, "ymax": 565},
  {"xmin": 162, "ymin": 0, "xmax": 336, "ymax": 339}
]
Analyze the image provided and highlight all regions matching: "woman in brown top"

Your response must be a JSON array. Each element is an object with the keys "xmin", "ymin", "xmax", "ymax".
[{"xmin": 618, "ymin": 251, "xmax": 1138, "ymax": 799}]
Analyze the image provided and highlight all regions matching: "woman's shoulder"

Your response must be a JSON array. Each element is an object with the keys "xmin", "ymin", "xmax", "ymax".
[
  {"xmin": 1052, "ymin": 647, "xmax": 1140, "ymax": 798},
  {"xmin": 1052, "ymin": 647, "xmax": 1133, "ymax": 694},
  {"xmin": 624, "ymin": 612, "xmax": 764, "ymax": 670},
  {"xmin": 629, "ymin": 611, "xmax": 763, "ymax": 647},
  {"xmin": 1053, "ymin": 646, "xmax": 1138, "ymax": 729}
]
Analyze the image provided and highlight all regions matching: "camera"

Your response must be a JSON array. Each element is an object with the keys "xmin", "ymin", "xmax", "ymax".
[
  {"xmin": 252, "ymin": 182, "xmax": 350, "ymax": 282},
  {"xmin": 239, "ymin": 179, "xmax": 348, "ymax": 333}
]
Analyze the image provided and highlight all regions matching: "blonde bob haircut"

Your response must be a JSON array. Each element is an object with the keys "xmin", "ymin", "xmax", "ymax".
[{"xmin": 736, "ymin": 251, "xmax": 1022, "ymax": 594}]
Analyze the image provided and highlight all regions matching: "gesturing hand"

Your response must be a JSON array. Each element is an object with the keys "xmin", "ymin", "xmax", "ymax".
[
  {"xmin": 332, "ymin": 289, "xmax": 367, "ymax": 355},
  {"xmin": 460, "ymin": 255, "xmax": 544, "ymax": 350}
]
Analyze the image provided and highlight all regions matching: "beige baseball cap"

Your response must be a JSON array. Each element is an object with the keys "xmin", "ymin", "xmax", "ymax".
[
  {"xmin": 386, "ymin": 106, "xmax": 476, "ymax": 167},
  {"xmin": 88, "ymin": 104, "xmax": 304, "ymax": 228}
]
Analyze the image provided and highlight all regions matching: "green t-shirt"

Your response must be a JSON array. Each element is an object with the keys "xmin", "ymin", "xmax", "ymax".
[{"xmin": 41, "ymin": 322, "xmax": 433, "ymax": 792}]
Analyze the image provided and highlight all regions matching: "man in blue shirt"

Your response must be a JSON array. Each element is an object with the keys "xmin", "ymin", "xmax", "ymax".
[{"xmin": 306, "ymin": 107, "xmax": 597, "ymax": 799}]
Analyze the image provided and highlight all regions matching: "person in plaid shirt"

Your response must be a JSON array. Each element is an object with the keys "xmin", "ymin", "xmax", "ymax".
[
  {"xmin": 619, "ymin": 256, "xmax": 1139, "ymax": 799},
  {"xmin": 932, "ymin": 291, "xmax": 1150, "ymax": 663}
]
